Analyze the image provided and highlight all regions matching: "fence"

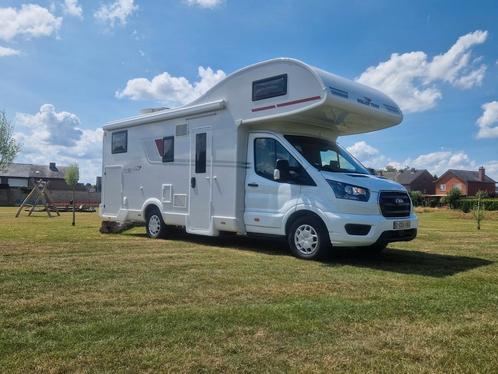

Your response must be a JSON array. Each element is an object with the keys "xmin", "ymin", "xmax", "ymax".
[{"xmin": 0, "ymin": 188, "xmax": 101, "ymax": 207}]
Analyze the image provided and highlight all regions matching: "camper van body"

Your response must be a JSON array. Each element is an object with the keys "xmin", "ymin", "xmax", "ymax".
[{"xmin": 101, "ymin": 58, "xmax": 417, "ymax": 258}]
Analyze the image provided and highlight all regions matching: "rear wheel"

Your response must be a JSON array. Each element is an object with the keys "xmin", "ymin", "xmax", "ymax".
[
  {"xmin": 288, "ymin": 216, "xmax": 330, "ymax": 260},
  {"xmin": 146, "ymin": 207, "xmax": 167, "ymax": 239}
]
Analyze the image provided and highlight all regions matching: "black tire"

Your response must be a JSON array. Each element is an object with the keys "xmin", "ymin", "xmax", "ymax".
[
  {"xmin": 145, "ymin": 206, "xmax": 167, "ymax": 239},
  {"xmin": 287, "ymin": 216, "xmax": 330, "ymax": 260}
]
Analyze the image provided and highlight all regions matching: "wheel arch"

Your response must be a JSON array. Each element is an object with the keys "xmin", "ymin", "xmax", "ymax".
[
  {"xmin": 284, "ymin": 208, "xmax": 329, "ymax": 236},
  {"xmin": 142, "ymin": 198, "xmax": 163, "ymax": 219}
]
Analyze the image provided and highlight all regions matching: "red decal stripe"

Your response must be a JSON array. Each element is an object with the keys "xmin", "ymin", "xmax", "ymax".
[
  {"xmin": 155, "ymin": 138, "xmax": 164, "ymax": 156},
  {"xmin": 276, "ymin": 96, "xmax": 321, "ymax": 107},
  {"xmin": 251, "ymin": 105, "xmax": 276, "ymax": 112},
  {"xmin": 251, "ymin": 96, "xmax": 321, "ymax": 113}
]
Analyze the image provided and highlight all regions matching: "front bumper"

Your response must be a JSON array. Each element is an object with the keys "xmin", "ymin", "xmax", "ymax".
[{"xmin": 324, "ymin": 212, "xmax": 418, "ymax": 247}]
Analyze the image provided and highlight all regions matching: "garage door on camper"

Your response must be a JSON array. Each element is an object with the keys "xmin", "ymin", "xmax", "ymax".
[
  {"xmin": 188, "ymin": 128, "xmax": 212, "ymax": 233},
  {"xmin": 103, "ymin": 166, "xmax": 122, "ymax": 217}
]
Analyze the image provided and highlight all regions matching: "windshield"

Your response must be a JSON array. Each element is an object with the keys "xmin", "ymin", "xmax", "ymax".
[{"xmin": 285, "ymin": 135, "xmax": 369, "ymax": 174}]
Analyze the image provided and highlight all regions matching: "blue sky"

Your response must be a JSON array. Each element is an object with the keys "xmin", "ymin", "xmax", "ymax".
[{"xmin": 1, "ymin": 0, "xmax": 497, "ymax": 182}]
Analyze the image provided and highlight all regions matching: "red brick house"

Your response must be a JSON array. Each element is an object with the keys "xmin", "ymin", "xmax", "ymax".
[
  {"xmin": 378, "ymin": 169, "xmax": 436, "ymax": 194},
  {"xmin": 435, "ymin": 167, "xmax": 496, "ymax": 196}
]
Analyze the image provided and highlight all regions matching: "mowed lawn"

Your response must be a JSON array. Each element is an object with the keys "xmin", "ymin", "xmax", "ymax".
[{"xmin": 1, "ymin": 207, "xmax": 497, "ymax": 373}]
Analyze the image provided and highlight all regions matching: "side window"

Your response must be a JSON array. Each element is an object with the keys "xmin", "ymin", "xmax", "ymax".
[
  {"xmin": 195, "ymin": 133, "xmax": 207, "ymax": 173},
  {"xmin": 338, "ymin": 154, "xmax": 356, "ymax": 171},
  {"xmin": 252, "ymin": 74, "xmax": 287, "ymax": 101},
  {"xmin": 320, "ymin": 149, "xmax": 339, "ymax": 169},
  {"xmin": 254, "ymin": 137, "xmax": 314, "ymax": 185},
  {"xmin": 112, "ymin": 130, "xmax": 127, "ymax": 154},
  {"xmin": 276, "ymin": 141, "xmax": 301, "ymax": 170},
  {"xmin": 254, "ymin": 138, "xmax": 275, "ymax": 179},
  {"xmin": 163, "ymin": 136, "xmax": 174, "ymax": 162}
]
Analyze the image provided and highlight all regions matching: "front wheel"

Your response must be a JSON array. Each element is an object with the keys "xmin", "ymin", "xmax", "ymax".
[
  {"xmin": 288, "ymin": 216, "xmax": 330, "ymax": 260},
  {"xmin": 146, "ymin": 207, "xmax": 167, "ymax": 239}
]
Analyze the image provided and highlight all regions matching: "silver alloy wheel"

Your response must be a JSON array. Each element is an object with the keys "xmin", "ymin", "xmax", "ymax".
[
  {"xmin": 294, "ymin": 224, "xmax": 319, "ymax": 255},
  {"xmin": 148, "ymin": 215, "xmax": 162, "ymax": 237}
]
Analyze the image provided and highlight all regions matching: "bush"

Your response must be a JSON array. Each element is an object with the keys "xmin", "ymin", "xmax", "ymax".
[
  {"xmin": 444, "ymin": 187, "xmax": 462, "ymax": 209},
  {"xmin": 409, "ymin": 191, "xmax": 424, "ymax": 207},
  {"xmin": 461, "ymin": 201, "xmax": 472, "ymax": 213},
  {"xmin": 428, "ymin": 198, "xmax": 440, "ymax": 208},
  {"xmin": 457, "ymin": 198, "xmax": 498, "ymax": 211}
]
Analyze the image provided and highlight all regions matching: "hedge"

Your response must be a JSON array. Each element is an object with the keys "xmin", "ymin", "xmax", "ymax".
[{"xmin": 456, "ymin": 198, "xmax": 498, "ymax": 212}]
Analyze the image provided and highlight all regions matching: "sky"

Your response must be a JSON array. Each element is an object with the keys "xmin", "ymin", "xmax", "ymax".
[{"xmin": 1, "ymin": 0, "xmax": 497, "ymax": 183}]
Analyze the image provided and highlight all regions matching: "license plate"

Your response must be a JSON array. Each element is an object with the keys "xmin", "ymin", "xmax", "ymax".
[{"xmin": 393, "ymin": 220, "xmax": 411, "ymax": 230}]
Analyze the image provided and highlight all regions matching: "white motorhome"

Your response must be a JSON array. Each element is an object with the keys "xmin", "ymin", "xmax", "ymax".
[{"xmin": 101, "ymin": 58, "xmax": 417, "ymax": 259}]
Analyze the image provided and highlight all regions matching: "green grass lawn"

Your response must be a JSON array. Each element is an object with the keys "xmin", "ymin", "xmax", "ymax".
[{"xmin": 1, "ymin": 207, "xmax": 497, "ymax": 373}]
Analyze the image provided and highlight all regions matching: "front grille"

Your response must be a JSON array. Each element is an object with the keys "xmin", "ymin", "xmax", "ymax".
[{"xmin": 379, "ymin": 191, "xmax": 411, "ymax": 217}]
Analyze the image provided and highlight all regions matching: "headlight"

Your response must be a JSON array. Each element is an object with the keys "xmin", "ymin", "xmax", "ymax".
[{"xmin": 327, "ymin": 180, "xmax": 370, "ymax": 202}]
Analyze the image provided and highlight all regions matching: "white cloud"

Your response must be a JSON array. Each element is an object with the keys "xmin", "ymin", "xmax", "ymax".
[
  {"xmin": 14, "ymin": 105, "xmax": 102, "ymax": 183},
  {"xmin": 0, "ymin": 46, "xmax": 20, "ymax": 57},
  {"xmin": 346, "ymin": 141, "xmax": 396, "ymax": 170},
  {"xmin": 347, "ymin": 141, "xmax": 379, "ymax": 159},
  {"xmin": 357, "ymin": 30, "xmax": 488, "ymax": 113},
  {"xmin": 476, "ymin": 101, "xmax": 498, "ymax": 139},
  {"xmin": 484, "ymin": 161, "xmax": 498, "ymax": 182},
  {"xmin": 346, "ymin": 141, "xmax": 498, "ymax": 180},
  {"xmin": 16, "ymin": 104, "xmax": 83, "ymax": 146},
  {"xmin": 0, "ymin": 4, "xmax": 62, "ymax": 41},
  {"xmin": 116, "ymin": 66, "xmax": 226, "ymax": 106},
  {"xmin": 405, "ymin": 151, "xmax": 476, "ymax": 176},
  {"xmin": 63, "ymin": 0, "xmax": 83, "ymax": 18},
  {"xmin": 185, "ymin": 0, "xmax": 224, "ymax": 8},
  {"xmin": 94, "ymin": 0, "xmax": 138, "ymax": 27}
]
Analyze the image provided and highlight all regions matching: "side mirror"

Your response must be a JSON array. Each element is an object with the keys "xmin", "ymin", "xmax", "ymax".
[
  {"xmin": 274, "ymin": 159, "xmax": 290, "ymax": 181},
  {"xmin": 367, "ymin": 168, "xmax": 376, "ymax": 175}
]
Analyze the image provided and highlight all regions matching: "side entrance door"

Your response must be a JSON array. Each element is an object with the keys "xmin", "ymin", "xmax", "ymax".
[
  {"xmin": 102, "ymin": 165, "xmax": 122, "ymax": 217},
  {"xmin": 187, "ymin": 127, "xmax": 213, "ymax": 233}
]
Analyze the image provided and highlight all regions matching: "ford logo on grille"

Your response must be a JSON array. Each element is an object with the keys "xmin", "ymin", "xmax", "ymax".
[{"xmin": 395, "ymin": 198, "xmax": 405, "ymax": 205}]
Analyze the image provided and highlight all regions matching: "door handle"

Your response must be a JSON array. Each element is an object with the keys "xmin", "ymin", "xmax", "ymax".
[
  {"xmin": 191, "ymin": 177, "xmax": 196, "ymax": 188},
  {"xmin": 247, "ymin": 183, "xmax": 259, "ymax": 187}
]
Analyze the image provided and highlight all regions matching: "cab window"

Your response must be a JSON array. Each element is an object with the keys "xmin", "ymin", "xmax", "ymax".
[{"xmin": 254, "ymin": 138, "xmax": 315, "ymax": 185}]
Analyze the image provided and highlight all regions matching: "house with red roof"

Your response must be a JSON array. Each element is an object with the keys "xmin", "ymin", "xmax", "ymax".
[{"xmin": 435, "ymin": 167, "xmax": 496, "ymax": 196}]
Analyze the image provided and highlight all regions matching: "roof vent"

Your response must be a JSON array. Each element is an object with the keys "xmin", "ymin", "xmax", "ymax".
[{"xmin": 140, "ymin": 107, "xmax": 168, "ymax": 115}]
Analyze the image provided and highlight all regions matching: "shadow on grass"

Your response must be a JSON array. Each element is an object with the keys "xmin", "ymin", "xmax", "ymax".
[
  {"xmin": 125, "ymin": 229, "xmax": 493, "ymax": 277},
  {"xmin": 327, "ymin": 247, "xmax": 493, "ymax": 277}
]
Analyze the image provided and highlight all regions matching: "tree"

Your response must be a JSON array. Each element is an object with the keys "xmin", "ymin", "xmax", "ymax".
[
  {"xmin": 444, "ymin": 187, "xmax": 462, "ymax": 209},
  {"xmin": 475, "ymin": 190, "xmax": 488, "ymax": 199},
  {"xmin": 409, "ymin": 191, "xmax": 424, "ymax": 207},
  {"xmin": 64, "ymin": 164, "xmax": 79, "ymax": 226},
  {"xmin": 0, "ymin": 111, "xmax": 21, "ymax": 171},
  {"xmin": 472, "ymin": 193, "xmax": 485, "ymax": 230}
]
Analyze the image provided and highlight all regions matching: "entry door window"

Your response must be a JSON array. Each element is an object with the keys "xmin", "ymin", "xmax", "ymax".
[{"xmin": 195, "ymin": 133, "xmax": 207, "ymax": 173}]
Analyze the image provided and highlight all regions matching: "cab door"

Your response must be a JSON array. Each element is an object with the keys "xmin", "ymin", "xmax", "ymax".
[{"xmin": 244, "ymin": 133, "xmax": 309, "ymax": 234}]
